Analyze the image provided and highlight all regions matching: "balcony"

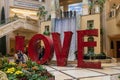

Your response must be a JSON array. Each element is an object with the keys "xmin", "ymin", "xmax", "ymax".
[
  {"xmin": 107, "ymin": 5, "xmax": 120, "ymax": 27},
  {"xmin": 10, "ymin": 0, "xmax": 45, "ymax": 10},
  {"xmin": 0, "ymin": 17, "xmax": 38, "ymax": 38}
]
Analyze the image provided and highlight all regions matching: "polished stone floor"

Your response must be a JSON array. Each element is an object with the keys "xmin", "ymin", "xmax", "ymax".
[{"xmin": 44, "ymin": 63, "xmax": 120, "ymax": 80}]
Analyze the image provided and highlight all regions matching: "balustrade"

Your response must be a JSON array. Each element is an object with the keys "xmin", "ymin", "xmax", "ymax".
[{"xmin": 58, "ymin": 10, "xmax": 77, "ymax": 19}]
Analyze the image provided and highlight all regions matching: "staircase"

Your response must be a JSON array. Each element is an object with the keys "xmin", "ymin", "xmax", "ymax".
[{"xmin": 0, "ymin": 19, "xmax": 39, "ymax": 38}]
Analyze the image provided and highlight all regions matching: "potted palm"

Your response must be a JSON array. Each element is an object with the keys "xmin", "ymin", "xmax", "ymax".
[
  {"xmin": 89, "ymin": 0, "xmax": 105, "ymax": 14},
  {"xmin": 37, "ymin": 6, "xmax": 47, "ymax": 21}
]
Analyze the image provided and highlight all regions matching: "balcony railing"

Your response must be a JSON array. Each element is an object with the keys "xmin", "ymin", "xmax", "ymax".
[
  {"xmin": 108, "ymin": 4, "xmax": 120, "ymax": 19},
  {"xmin": 0, "ymin": 17, "xmax": 19, "ymax": 27},
  {"xmin": 56, "ymin": 11, "xmax": 77, "ymax": 19}
]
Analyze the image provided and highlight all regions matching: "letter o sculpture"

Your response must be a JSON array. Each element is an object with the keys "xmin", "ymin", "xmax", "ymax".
[{"xmin": 28, "ymin": 34, "xmax": 54, "ymax": 64}]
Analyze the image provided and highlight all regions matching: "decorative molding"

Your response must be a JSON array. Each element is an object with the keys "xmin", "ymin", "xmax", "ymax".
[
  {"xmin": 14, "ymin": 0, "xmax": 44, "ymax": 9},
  {"xmin": 0, "ymin": 19, "xmax": 38, "ymax": 38}
]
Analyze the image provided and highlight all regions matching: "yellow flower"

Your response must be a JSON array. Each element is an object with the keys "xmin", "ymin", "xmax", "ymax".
[
  {"xmin": 9, "ymin": 62, "xmax": 16, "ymax": 65},
  {"xmin": 15, "ymin": 71, "xmax": 23, "ymax": 75},
  {"xmin": 6, "ymin": 70, "xmax": 13, "ymax": 74},
  {"xmin": 6, "ymin": 67, "xmax": 15, "ymax": 74}
]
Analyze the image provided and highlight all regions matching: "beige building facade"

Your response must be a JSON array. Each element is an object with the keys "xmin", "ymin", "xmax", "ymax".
[
  {"xmin": 105, "ymin": 0, "xmax": 120, "ymax": 61},
  {"xmin": 0, "ymin": 0, "xmax": 120, "ymax": 61}
]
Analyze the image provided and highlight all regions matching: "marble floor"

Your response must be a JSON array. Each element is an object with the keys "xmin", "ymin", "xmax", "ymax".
[
  {"xmin": 44, "ymin": 63, "xmax": 120, "ymax": 80},
  {"xmin": 9, "ymin": 58, "xmax": 120, "ymax": 80}
]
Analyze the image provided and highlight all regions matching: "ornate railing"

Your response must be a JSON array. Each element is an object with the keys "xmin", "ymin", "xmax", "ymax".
[
  {"xmin": 108, "ymin": 5, "xmax": 120, "ymax": 19},
  {"xmin": 0, "ymin": 18, "xmax": 39, "ymax": 38},
  {"xmin": 0, "ymin": 17, "xmax": 19, "ymax": 27}
]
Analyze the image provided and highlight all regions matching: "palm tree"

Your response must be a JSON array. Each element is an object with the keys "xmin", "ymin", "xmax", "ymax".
[
  {"xmin": 37, "ymin": 6, "xmax": 47, "ymax": 21},
  {"xmin": 97, "ymin": 0, "xmax": 105, "ymax": 12}
]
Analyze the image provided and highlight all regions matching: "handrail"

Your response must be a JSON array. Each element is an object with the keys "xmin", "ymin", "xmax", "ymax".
[
  {"xmin": 0, "ymin": 17, "xmax": 19, "ymax": 27},
  {"xmin": 0, "ymin": 19, "xmax": 38, "ymax": 38}
]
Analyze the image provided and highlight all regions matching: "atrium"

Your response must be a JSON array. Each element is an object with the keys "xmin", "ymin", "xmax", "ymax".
[{"xmin": 0, "ymin": 0, "xmax": 120, "ymax": 80}]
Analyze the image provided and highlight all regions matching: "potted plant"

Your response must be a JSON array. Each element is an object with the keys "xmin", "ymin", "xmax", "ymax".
[
  {"xmin": 37, "ymin": 6, "xmax": 48, "ymax": 21},
  {"xmin": 89, "ymin": 0, "xmax": 94, "ymax": 14},
  {"xmin": 89, "ymin": 0, "xmax": 105, "ymax": 14}
]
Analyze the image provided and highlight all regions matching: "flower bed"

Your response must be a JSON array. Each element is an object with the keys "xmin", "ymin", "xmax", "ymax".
[{"xmin": 0, "ymin": 58, "xmax": 55, "ymax": 80}]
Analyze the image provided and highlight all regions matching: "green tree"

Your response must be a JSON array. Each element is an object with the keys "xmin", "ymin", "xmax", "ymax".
[
  {"xmin": 37, "ymin": 6, "xmax": 47, "ymax": 21},
  {"xmin": 0, "ymin": 7, "xmax": 6, "ymax": 55},
  {"xmin": 1, "ymin": 7, "xmax": 5, "ymax": 24}
]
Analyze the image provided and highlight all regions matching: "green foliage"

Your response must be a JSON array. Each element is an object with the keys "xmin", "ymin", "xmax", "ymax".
[
  {"xmin": 26, "ymin": 59, "xmax": 37, "ymax": 68},
  {"xmin": 96, "ymin": 0, "xmax": 105, "ymax": 12},
  {"xmin": 89, "ymin": 0, "xmax": 105, "ymax": 14},
  {"xmin": 1, "ymin": 58, "xmax": 54, "ymax": 80},
  {"xmin": 7, "ymin": 74, "xmax": 18, "ymax": 80},
  {"xmin": 1, "ymin": 57, "xmax": 9, "ymax": 70},
  {"xmin": 118, "ymin": 75, "xmax": 120, "ymax": 78},
  {"xmin": 97, "ymin": 0, "xmax": 105, "ymax": 7},
  {"xmin": 0, "ymin": 36, "xmax": 7, "ymax": 55},
  {"xmin": 27, "ymin": 73, "xmax": 48, "ymax": 80},
  {"xmin": 1, "ymin": 7, "xmax": 5, "ymax": 24},
  {"xmin": 38, "ymin": 65, "xmax": 45, "ymax": 71},
  {"xmin": 37, "ymin": 6, "xmax": 48, "ymax": 20},
  {"xmin": 89, "ymin": 1, "xmax": 94, "ymax": 10},
  {"xmin": 84, "ymin": 52, "xmax": 107, "ymax": 60}
]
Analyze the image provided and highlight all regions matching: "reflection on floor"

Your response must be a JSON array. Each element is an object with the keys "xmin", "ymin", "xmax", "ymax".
[{"xmin": 44, "ymin": 63, "xmax": 120, "ymax": 80}]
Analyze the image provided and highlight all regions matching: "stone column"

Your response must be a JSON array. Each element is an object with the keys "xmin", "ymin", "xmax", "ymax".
[
  {"xmin": 51, "ymin": 0, "xmax": 60, "ymax": 19},
  {"xmin": 4, "ymin": 0, "xmax": 9, "ymax": 19},
  {"xmin": 45, "ymin": 0, "xmax": 51, "ymax": 20},
  {"xmin": 51, "ymin": 0, "xmax": 60, "ymax": 60},
  {"xmin": 82, "ymin": 0, "xmax": 89, "ymax": 15},
  {"xmin": 6, "ymin": 35, "xmax": 10, "ymax": 54}
]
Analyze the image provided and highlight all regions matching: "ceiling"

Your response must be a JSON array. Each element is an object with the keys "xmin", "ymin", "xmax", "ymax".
[
  {"xmin": 60, "ymin": 0, "xmax": 82, "ymax": 6},
  {"xmin": 60, "ymin": 0, "xmax": 120, "ymax": 6}
]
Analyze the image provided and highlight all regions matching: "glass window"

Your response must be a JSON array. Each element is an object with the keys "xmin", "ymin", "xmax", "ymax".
[
  {"xmin": 87, "ymin": 20, "xmax": 94, "ymax": 29},
  {"xmin": 68, "ymin": 3, "xmax": 83, "ymax": 15}
]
